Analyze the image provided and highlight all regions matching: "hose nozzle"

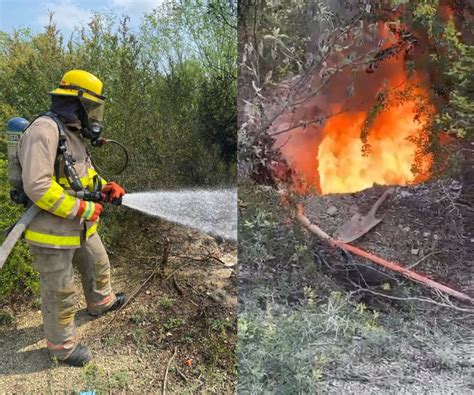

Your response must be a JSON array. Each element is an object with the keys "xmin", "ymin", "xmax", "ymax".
[{"xmin": 73, "ymin": 190, "xmax": 122, "ymax": 205}]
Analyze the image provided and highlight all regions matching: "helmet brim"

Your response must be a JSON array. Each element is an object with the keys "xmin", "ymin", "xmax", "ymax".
[{"xmin": 49, "ymin": 88, "xmax": 104, "ymax": 104}]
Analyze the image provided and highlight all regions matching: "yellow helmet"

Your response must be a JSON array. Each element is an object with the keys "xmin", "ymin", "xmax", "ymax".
[{"xmin": 50, "ymin": 70, "xmax": 105, "ymax": 104}]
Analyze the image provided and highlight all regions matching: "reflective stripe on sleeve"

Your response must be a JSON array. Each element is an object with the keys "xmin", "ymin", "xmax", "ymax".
[
  {"xmin": 34, "ymin": 182, "xmax": 65, "ymax": 211},
  {"xmin": 51, "ymin": 193, "xmax": 77, "ymax": 217},
  {"xmin": 35, "ymin": 180, "xmax": 77, "ymax": 218}
]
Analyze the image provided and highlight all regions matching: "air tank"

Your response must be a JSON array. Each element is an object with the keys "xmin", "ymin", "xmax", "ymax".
[{"xmin": 6, "ymin": 117, "xmax": 29, "ymax": 191}]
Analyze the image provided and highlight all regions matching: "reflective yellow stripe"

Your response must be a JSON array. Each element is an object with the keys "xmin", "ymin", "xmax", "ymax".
[
  {"xmin": 86, "ymin": 222, "xmax": 98, "ymax": 239},
  {"xmin": 82, "ymin": 201, "xmax": 93, "ymax": 220},
  {"xmin": 52, "ymin": 193, "xmax": 77, "ymax": 217},
  {"xmin": 35, "ymin": 180, "xmax": 77, "ymax": 218},
  {"xmin": 35, "ymin": 182, "xmax": 65, "ymax": 211},
  {"xmin": 25, "ymin": 229, "xmax": 80, "ymax": 247}
]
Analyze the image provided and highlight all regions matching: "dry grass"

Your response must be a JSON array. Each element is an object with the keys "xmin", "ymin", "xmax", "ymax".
[
  {"xmin": 0, "ymin": 210, "xmax": 237, "ymax": 393},
  {"xmin": 238, "ymin": 182, "xmax": 473, "ymax": 393}
]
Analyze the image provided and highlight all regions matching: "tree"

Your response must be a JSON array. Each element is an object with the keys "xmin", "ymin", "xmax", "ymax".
[
  {"xmin": 239, "ymin": 0, "xmax": 473, "ymax": 185},
  {"xmin": 0, "ymin": 2, "xmax": 237, "ymax": 300}
]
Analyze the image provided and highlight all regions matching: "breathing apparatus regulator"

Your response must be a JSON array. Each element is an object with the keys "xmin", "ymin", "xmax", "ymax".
[{"xmin": 5, "ymin": 69, "xmax": 129, "ymax": 208}]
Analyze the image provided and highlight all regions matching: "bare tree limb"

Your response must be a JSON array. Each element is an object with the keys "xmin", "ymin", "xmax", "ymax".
[
  {"xmin": 162, "ymin": 346, "xmax": 178, "ymax": 395},
  {"xmin": 349, "ymin": 285, "xmax": 474, "ymax": 313}
]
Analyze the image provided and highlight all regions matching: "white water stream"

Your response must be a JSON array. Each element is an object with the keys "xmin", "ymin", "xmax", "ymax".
[{"xmin": 121, "ymin": 189, "xmax": 237, "ymax": 241}]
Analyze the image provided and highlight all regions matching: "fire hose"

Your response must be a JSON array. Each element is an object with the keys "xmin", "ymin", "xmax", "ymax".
[
  {"xmin": 0, "ymin": 204, "xmax": 41, "ymax": 270},
  {"xmin": 296, "ymin": 203, "xmax": 474, "ymax": 304},
  {"xmin": 0, "ymin": 191, "xmax": 121, "ymax": 270}
]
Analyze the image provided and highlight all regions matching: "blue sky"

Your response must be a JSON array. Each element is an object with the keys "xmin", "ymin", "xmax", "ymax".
[{"xmin": 0, "ymin": 0, "xmax": 162, "ymax": 36}]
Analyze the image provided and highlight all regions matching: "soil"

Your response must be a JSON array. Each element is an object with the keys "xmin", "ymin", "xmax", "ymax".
[
  {"xmin": 0, "ymin": 210, "xmax": 237, "ymax": 393},
  {"xmin": 300, "ymin": 177, "xmax": 473, "ymax": 393},
  {"xmin": 301, "ymin": 176, "xmax": 473, "ymax": 297}
]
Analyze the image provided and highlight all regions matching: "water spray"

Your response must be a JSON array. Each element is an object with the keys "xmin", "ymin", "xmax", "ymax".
[
  {"xmin": 0, "ymin": 188, "xmax": 237, "ymax": 270},
  {"xmin": 120, "ymin": 189, "xmax": 237, "ymax": 242}
]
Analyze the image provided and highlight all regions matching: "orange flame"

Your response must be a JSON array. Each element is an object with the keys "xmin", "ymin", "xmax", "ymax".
[
  {"xmin": 318, "ymin": 84, "xmax": 432, "ymax": 194},
  {"xmin": 275, "ymin": 23, "xmax": 434, "ymax": 195}
]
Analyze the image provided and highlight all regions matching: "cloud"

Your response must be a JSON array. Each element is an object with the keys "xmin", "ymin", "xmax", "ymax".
[
  {"xmin": 34, "ymin": 0, "xmax": 162, "ymax": 36},
  {"xmin": 110, "ymin": 0, "xmax": 162, "ymax": 18},
  {"xmin": 37, "ymin": 0, "xmax": 93, "ymax": 33}
]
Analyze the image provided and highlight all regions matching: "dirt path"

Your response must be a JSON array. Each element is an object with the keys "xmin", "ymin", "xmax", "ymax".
[{"xmin": 0, "ymin": 212, "xmax": 237, "ymax": 393}]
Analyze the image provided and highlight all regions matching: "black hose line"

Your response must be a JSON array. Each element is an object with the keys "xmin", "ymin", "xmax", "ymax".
[{"xmin": 90, "ymin": 139, "xmax": 129, "ymax": 176}]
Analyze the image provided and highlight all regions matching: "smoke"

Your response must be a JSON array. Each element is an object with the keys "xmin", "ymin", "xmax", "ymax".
[{"xmin": 269, "ymin": 22, "xmax": 434, "ymax": 194}]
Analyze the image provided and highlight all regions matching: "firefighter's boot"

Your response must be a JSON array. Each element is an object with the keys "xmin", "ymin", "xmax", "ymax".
[{"xmin": 61, "ymin": 343, "xmax": 92, "ymax": 367}]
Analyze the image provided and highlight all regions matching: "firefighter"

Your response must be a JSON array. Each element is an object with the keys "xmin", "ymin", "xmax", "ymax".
[{"xmin": 18, "ymin": 70, "xmax": 126, "ymax": 367}]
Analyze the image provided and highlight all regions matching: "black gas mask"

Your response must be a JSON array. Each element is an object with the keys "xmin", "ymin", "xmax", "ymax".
[
  {"xmin": 50, "ymin": 93, "xmax": 129, "ymax": 177},
  {"xmin": 77, "ymin": 90, "xmax": 105, "ymax": 142}
]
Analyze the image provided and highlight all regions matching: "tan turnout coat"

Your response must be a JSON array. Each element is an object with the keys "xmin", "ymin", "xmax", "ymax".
[{"xmin": 19, "ymin": 115, "xmax": 102, "ymax": 249}]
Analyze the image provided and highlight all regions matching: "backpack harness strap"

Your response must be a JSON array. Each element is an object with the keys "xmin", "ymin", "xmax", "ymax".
[{"xmin": 41, "ymin": 111, "xmax": 84, "ymax": 192}]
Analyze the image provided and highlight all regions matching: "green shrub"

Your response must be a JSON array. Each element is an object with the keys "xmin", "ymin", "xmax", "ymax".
[
  {"xmin": 0, "ymin": 309, "xmax": 14, "ymax": 325},
  {"xmin": 237, "ymin": 292, "xmax": 384, "ymax": 393},
  {"xmin": 0, "ymin": 159, "xmax": 38, "ymax": 304},
  {"xmin": 0, "ymin": 2, "xmax": 237, "ymax": 301}
]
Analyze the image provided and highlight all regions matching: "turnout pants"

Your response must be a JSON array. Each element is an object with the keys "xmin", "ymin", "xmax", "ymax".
[{"xmin": 30, "ymin": 232, "xmax": 116, "ymax": 359}]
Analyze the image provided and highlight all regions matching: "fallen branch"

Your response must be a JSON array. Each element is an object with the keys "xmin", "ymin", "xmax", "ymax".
[
  {"xmin": 170, "ymin": 253, "xmax": 228, "ymax": 266},
  {"xmin": 406, "ymin": 251, "xmax": 441, "ymax": 269},
  {"xmin": 162, "ymin": 346, "xmax": 178, "ymax": 395},
  {"xmin": 172, "ymin": 275, "xmax": 184, "ymax": 296},
  {"xmin": 325, "ymin": 373, "xmax": 424, "ymax": 385},
  {"xmin": 175, "ymin": 367, "xmax": 189, "ymax": 383},
  {"xmin": 296, "ymin": 204, "xmax": 473, "ymax": 304},
  {"xmin": 349, "ymin": 285, "xmax": 474, "ymax": 313},
  {"xmin": 104, "ymin": 238, "xmax": 171, "ymax": 328}
]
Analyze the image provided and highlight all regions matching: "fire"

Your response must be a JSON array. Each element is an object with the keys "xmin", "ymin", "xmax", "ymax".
[
  {"xmin": 318, "ymin": 84, "xmax": 432, "ymax": 194},
  {"xmin": 274, "ymin": 23, "xmax": 434, "ymax": 195}
]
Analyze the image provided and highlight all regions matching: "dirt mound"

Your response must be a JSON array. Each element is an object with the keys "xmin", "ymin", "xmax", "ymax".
[{"xmin": 302, "ymin": 177, "xmax": 472, "ymax": 298}]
